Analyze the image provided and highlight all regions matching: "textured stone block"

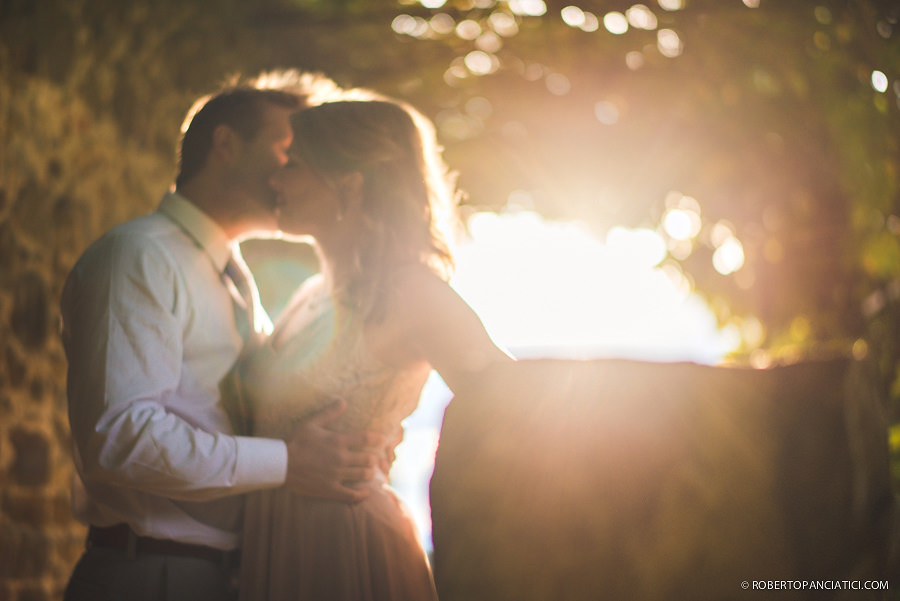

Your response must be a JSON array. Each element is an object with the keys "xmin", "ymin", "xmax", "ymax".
[
  {"xmin": 431, "ymin": 358, "xmax": 894, "ymax": 601},
  {"xmin": 2, "ymin": 490, "xmax": 48, "ymax": 528},
  {"xmin": 5, "ymin": 345, "xmax": 27, "ymax": 389},
  {"xmin": 9, "ymin": 428, "xmax": 50, "ymax": 488},
  {"xmin": 11, "ymin": 271, "xmax": 49, "ymax": 352},
  {"xmin": 16, "ymin": 584, "xmax": 50, "ymax": 601},
  {"xmin": 0, "ymin": 523, "xmax": 49, "ymax": 578}
]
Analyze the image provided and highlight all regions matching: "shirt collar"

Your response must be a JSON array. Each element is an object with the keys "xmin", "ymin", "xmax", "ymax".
[{"xmin": 157, "ymin": 191, "xmax": 235, "ymax": 273}]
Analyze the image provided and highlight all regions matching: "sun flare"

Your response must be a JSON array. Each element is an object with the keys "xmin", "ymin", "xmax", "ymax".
[
  {"xmin": 451, "ymin": 209, "xmax": 737, "ymax": 362},
  {"xmin": 392, "ymin": 209, "xmax": 741, "ymax": 550}
]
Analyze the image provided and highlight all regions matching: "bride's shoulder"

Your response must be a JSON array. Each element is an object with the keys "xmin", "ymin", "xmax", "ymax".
[
  {"xmin": 391, "ymin": 264, "xmax": 454, "ymax": 306},
  {"xmin": 372, "ymin": 265, "xmax": 458, "ymax": 366},
  {"xmin": 388, "ymin": 265, "xmax": 475, "ymax": 331}
]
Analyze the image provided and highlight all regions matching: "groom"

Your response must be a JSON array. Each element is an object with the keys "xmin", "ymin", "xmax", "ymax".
[{"xmin": 61, "ymin": 74, "xmax": 385, "ymax": 601}]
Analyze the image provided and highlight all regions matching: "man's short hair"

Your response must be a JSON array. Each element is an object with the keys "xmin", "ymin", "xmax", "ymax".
[
  {"xmin": 175, "ymin": 86, "xmax": 301, "ymax": 189},
  {"xmin": 174, "ymin": 70, "xmax": 378, "ymax": 188}
]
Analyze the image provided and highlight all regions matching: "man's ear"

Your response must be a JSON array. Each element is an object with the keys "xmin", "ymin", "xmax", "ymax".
[{"xmin": 211, "ymin": 124, "xmax": 241, "ymax": 164}]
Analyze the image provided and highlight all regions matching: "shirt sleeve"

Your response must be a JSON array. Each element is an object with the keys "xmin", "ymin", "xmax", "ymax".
[{"xmin": 62, "ymin": 232, "xmax": 287, "ymax": 502}]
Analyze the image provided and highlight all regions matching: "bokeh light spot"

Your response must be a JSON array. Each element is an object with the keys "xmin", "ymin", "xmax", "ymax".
[
  {"xmin": 668, "ymin": 238, "xmax": 693, "ymax": 260},
  {"xmin": 872, "ymin": 70, "xmax": 889, "ymax": 93},
  {"xmin": 456, "ymin": 19, "xmax": 482, "ymax": 40},
  {"xmin": 464, "ymin": 50, "xmax": 498, "ymax": 75},
  {"xmin": 523, "ymin": 63, "xmax": 545, "ymax": 81},
  {"xmin": 476, "ymin": 31, "xmax": 503, "ymax": 52},
  {"xmin": 545, "ymin": 72, "xmax": 571, "ymax": 95},
  {"xmin": 429, "ymin": 13, "xmax": 455, "ymax": 35},
  {"xmin": 603, "ymin": 12, "xmax": 629, "ymax": 35},
  {"xmin": 392, "ymin": 14, "xmax": 417, "ymax": 35},
  {"xmin": 813, "ymin": 31, "xmax": 831, "ymax": 51},
  {"xmin": 579, "ymin": 12, "xmax": 600, "ymax": 32},
  {"xmin": 626, "ymin": 50, "xmax": 645, "ymax": 70},
  {"xmin": 657, "ymin": 28, "xmax": 683, "ymax": 57},
  {"xmin": 657, "ymin": 0, "xmax": 684, "ymax": 10},
  {"xmin": 443, "ymin": 61, "xmax": 470, "ymax": 86},
  {"xmin": 561, "ymin": 6, "xmax": 585, "ymax": 28},
  {"xmin": 663, "ymin": 208, "xmax": 700, "ymax": 240},
  {"xmin": 742, "ymin": 316, "xmax": 765, "ymax": 347},
  {"xmin": 509, "ymin": 0, "xmax": 547, "ymax": 17},
  {"xmin": 465, "ymin": 96, "xmax": 493, "ymax": 120},
  {"xmin": 594, "ymin": 100, "xmax": 620, "ymax": 125},
  {"xmin": 710, "ymin": 221, "xmax": 736, "ymax": 247},
  {"xmin": 489, "ymin": 11, "xmax": 519, "ymax": 36},
  {"xmin": 713, "ymin": 237, "xmax": 745, "ymax": 275},
  {"xmin": 814, "ymin": 6, "xmax": 833, "ymax": 25},
  {"xmin": 626, "ymin": 4, "xmax": 658, "ymax": 30}
]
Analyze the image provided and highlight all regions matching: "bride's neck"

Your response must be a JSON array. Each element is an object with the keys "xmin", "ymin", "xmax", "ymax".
[{"xmin": 313, "ymin": 235, "xmax": 360, "ymax": 294}]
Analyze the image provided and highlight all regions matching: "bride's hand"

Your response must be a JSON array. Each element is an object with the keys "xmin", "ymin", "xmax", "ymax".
[{"xmin": 283, "ymin": 399, "xmax": 385, "ymax": 502}]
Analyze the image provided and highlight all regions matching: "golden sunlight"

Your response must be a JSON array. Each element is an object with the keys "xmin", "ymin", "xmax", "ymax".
[
  {"xmin": 391, "ymin": 208, "xmax": 741, "ymax": 550},
  {"xmin": 450, "ymin": 209, "xmax": 736, "ymax": 361}
]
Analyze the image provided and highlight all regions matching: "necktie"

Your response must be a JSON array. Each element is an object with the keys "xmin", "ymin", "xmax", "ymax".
[
  {"xmin": 224, "ymin": 255, "xmax": 255, "ymax": 339},
  {"xmin": 222, "ymin": 253, "xmax": 257, "ymax": 435}
]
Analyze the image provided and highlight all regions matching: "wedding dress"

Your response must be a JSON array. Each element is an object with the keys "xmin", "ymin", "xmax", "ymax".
[{"xmin": 237, "ymin": 274, "xmax": 438, "ymax": 601}]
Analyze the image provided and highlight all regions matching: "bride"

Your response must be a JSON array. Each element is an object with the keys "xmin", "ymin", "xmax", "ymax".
[{"xmin": 236, "ymin": 98, "xmax": 513, "ymax": 600}]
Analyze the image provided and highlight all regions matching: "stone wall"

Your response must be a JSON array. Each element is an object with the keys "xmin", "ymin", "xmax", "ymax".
[
  {"xmin": 0, "ymin": 0, "xmax": 261, "ymax": 594},
  {"xmin": 0, "ymin": 73, "xmax": 170, "ymax": 600},
  {"xmin": 431, "ymin": 358, "xmax": 897, "ymax": 600}
]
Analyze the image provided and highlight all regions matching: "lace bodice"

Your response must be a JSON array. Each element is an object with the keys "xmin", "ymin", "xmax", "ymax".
[{"xmin": 239, "ymin": 275, "xmax": 431, "ymax": 439}]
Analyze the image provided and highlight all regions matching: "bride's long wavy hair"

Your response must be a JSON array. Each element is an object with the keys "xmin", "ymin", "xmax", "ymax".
[{"xmin": 289, "ymin": 99, "xmax": 459, "ymax": 322}]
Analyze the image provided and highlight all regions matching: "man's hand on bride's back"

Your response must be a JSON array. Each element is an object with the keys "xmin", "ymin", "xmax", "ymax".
[{"xmin": 283, "ymin": 400, "xmax": 385, "ymax": 503}]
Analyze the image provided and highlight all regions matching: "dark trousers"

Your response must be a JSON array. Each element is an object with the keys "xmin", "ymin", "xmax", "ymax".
[{"xmin": 63, "ymin": 546, "xmax": 237, "ymax": 601}]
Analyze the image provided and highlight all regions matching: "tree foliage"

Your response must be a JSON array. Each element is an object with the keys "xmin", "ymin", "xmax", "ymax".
[
  {"xmin": 369, "ymin": 0, "xmax": 900, "ymax": 486},
  {"xmin": 3, "ymin": 0, "xmax": 900, "ymax": 484}
]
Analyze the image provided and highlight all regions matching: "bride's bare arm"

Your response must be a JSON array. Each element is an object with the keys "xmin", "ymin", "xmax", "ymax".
[{"xmin": 392, "ymin": 268, "xmax": 513, "ymax": 393}]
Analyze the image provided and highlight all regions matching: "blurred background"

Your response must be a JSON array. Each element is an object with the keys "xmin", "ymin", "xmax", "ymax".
[{"xmin": 1, "ymin": 0, "xmax": 899, "ymax": 597}]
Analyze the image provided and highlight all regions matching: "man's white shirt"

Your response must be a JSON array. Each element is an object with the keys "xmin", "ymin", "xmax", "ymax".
[{"xmin": 61, "ymin": 192, "xmax": 286, "ymax": 550}]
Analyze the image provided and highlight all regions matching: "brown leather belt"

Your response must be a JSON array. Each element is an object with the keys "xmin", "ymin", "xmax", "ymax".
[{"xmin": 88, "ymin": 523, "xmax": 239, "ymax": 568}]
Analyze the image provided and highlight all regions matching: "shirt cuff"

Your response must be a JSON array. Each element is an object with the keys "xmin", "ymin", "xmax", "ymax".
[{"xmin": 233, "ymin": 436, "xmax": 288, "ymax": 490}]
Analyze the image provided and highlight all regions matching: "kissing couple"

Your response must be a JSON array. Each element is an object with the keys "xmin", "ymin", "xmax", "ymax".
[{"xmin": 61, "ymin": 70, "xmax": 512, "ymax": 601}]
